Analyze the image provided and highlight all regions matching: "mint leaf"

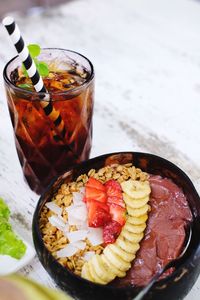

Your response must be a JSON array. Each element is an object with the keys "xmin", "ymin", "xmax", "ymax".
[
  {"xmin": 18, "ymin": 83, "xmax": 32, "ymax": 90},
  {"xmin": 34, "ymin": 57, "xmax": 39, "ymax": 64},
  {"xmin": 21, "ymin": 44, "xmax": 49, "ymax": 78},
  {"xmin": 28, "ymin": 44, "xmax": 41, "ymax": 58},
  {"xmin": 37, "ymin": 62, "xmax": 49, "ymax": 77},
  {"xmin": 22, "ymin": 64, "xmax": 28, "ymax": 77}
]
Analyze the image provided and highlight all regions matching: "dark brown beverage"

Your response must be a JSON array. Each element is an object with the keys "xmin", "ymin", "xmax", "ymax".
[{"xmin": 4, "ymin": 49, "xmax": 94, "ymax": 194}]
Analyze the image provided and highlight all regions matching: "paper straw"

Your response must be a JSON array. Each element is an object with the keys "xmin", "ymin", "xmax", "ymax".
[{"xmin": 2, "ymin": 16, "xmax": 66, "ymax": 139}]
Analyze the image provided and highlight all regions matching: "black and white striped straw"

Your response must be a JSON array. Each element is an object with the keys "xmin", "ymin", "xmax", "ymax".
[{"xmin": 3, "ymin": 16, "xmax": 66, "ymax": 139}]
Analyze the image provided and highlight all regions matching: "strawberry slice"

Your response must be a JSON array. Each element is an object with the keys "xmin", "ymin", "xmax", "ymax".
[
  {"xmin": 103, "ymin": 220, "xmax": 122, "ymax": 244},
  {"xmin": 86, "ymin": 177, "xmax": 105, "ymax": 191},
  {"xmin": 85, "ymin": 187, "xmax": 107, "ymax": 203},
  {"xmin": 87, "ymin": 200, "xmax": 110, "ymax": 212},
  {"xmin": 107, "ymin": 196, "xmax": 125, "ymax": 207},
  {"xmin": 85, "ymin": 178, "xmax": 126, "ymax": 230},
  {"xmin": 109, "ymin": 203, "xmax": 126, "ymax": 226},
  {"xmin": 87, "ymin": 200, "xmax": 111, "ymax": 227},
  {"xmin": 105, "ymin": 179, "xmax": 121, "ymax": 194},
  {"xmin": 105, "ymin": 179, "xmax": 125, "ymax": 208},
  {"xmin": 85, "ymin": 178, "xmax": 106, "ymax": 203}
]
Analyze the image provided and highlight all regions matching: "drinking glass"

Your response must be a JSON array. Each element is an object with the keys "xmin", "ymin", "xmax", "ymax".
[{"xmin": 3, "ymin": 48, "xmax": 94, "ymax": 194}]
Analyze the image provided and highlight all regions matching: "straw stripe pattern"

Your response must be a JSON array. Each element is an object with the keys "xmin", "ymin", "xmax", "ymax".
[{"xmin": 3, "ymin": 16, "xmax": 66, "ymax": 139}]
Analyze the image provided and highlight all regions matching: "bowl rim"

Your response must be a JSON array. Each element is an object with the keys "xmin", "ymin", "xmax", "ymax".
[{"xmin": 32, "ymin": 151, "xmax": 200, "ymax": 292}]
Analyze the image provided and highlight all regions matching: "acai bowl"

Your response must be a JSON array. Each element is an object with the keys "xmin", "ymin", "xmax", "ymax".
[{"xmin": 32, "ymin": 152, "xmax": 200, "ymax": 300}]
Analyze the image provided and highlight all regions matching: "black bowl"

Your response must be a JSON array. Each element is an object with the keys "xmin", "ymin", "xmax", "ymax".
[{"xmin": 32, "ymin": 152, "xmax": 200, "ymax": 300}]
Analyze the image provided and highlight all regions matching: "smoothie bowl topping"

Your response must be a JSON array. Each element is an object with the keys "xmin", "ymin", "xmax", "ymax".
[{"xmin": 39, "ymin": 163, "xmax": 192, "ymax": 286}]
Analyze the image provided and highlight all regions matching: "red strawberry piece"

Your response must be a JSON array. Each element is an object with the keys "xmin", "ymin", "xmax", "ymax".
[
  {"xmin": 86, "ymin": 177, "xmax": 105, "ymax": 192},
  {"xmin": 87, "ymin": 200, "xmax": 110, "ymax": 212},
  {"xmin": 109, "ymin": 203, "xmax": 126, "ymax": 226},
  {"xmin": 85, "ymin": 177, "xmax": 106, "ymax": 203},
  {"xmin": 105, "ymin": 179, "xmax": 125, "ymax": 208},
  {"xmin": 85, "ymin": 187, "xmax": 107, "ymax": 203},
  {"xmin": 107, "ymin": 196, "xmax": 125, "ymax": 208},
  {"xmin": 103, "ymin": 220, "xmax": 122, "ymax": 244},
  {"xmin": 105, "ymin": 179, "xmax": 121, "ymax": 194},
  {"xmin": 88, "ymin": 200, "xmax": 111, "ymax": 227}
]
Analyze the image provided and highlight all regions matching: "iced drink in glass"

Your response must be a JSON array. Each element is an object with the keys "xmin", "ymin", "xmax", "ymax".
[{"xmin": 3, "ymin": 48, "xmax": 94, "ymax": 194}]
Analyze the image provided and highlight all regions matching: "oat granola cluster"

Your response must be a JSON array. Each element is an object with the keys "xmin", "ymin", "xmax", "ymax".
[{"xmin": 40, "ymin": 163, "xmax": 148, "ymax": 276}]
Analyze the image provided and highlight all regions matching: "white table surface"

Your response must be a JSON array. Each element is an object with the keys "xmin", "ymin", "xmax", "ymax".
[{"xmin": 0, "ymin": 0, "xmax": 200, "ymax": 298}]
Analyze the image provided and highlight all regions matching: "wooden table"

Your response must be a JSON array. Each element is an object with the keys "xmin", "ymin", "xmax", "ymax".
[{"xmin": 0, "ymin": 0, "xmax": 200, "ymax": 298}]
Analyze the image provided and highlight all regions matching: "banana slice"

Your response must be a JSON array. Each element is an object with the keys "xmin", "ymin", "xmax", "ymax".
[
  {"xmin": 108, "ymin": 244, "xmax": 135, "ymax": 262},
  {"xmin": 88, "ymin": 260, "xmax": 107, "ymax": 284},
  {"xmin": 124, "ymin": 222, "xmax": 146, "ymax": 234},
  {"xmin": 121, "ymin": 229, "xmax": 144, "ymax": 243},
  {"xmin": 81, "ymin": 176, "xmax": 151, "ymax": 285},
  {"xmin": 82, "ymin": 262, "xmax": 94, "ymax": 281},
  {"xmin": 101, "ymin": 254, "xmax": 126, "ymax": 278},
  {"xmin": 127, "ymin": 204, "xmax": 150, "ymax": 217},
  {"xmin": 121, "ymin": 180, "xmax": 151, "ymax": 198},
  {"xmin": 123, "ymin": 193, "xmax": 149, "ymax": 208},
  {"xmin": 116, "ymin": 236, "xmax": 140, "ymax": 254},
  {"xmin": 104, "ymin": 247, "xmax": 131, "ymax": 271},
  {"xmin": 128, "ymin": 214, "xmax": 148, "ymax": 225},
  {"xmin": 91, "ymin": 255, "xmax": 115, "ymax": 282},
  {"xmin": 100, "ymin": 254, "xmax": 124, "ymax": 278}
]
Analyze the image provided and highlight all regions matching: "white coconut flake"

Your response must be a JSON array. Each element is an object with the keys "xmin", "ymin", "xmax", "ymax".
[
  {"xmin": 72, "ymin": 192, "xmax": 84, "ymax": 205},
  {"xmin": 63, "ymin": 231, "xmax": 69, "ymax": 238},
  {"xmin": 67, "ymin": 205, "xmax": 87, "ymax": 223},
  {"xmin": 66, "ymin": 203, "xmax": 86, "ymax": 214},
  {"xmin": 73, "ymin": 205, "xmax": 87, "ymax": 220},
  {"xmin": 76, "ymin": 221, "xmax": 89, "ymax": 230},
  {"xmin": 56, "ymin": 240, "xmax": 86, "ymax": 258},
  {"xmin": 66, "ymin": 202, "xmax": 87, "ymax": 220},
  {"xmin": 66, "ymin": 230, "xmax": 88, "ymax": 243},
  {"xmin": 83, "ymin": 251, "xmax": 95, "ymax": 261},
  {"xmin": 79, "ymin": 187, "xmax": 85, "ymax": 195},
  {"xmin": 73, "ymin": 241, "xmax": 86, "ymax": 250},
  {"xmin": 62, "ymin": 224, "xmax": 70, "ymax": 233},
  {"xmin": 67, "ymin": 214, "xmax": 84, "ymax": 226},
  {"xmin": 57, "ymin": 244, "xmax": 78, "ymax": 258},
  {"xmin": 48, "ymin": 215, "xmax": 66, "ymax": 230},
  {"xmin": 45, "ymin": 202, "xmax": 62, "ymax": 215},
  {"xmin": 87, "ymin": 228, "xmax": 104, "ymax": 246},
  {"xmin": 65, "ymin": 205, "xmax": 73, "ymax": 213}
]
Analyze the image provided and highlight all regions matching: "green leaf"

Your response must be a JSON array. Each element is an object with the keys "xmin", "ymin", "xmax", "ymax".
[
  {"xmin": 37, "ymin": 62, "xmax": 49, "ymax": 77},
  {"xmin": 0, "ymin": 198, "xmax": 10, "ymax": 220},
  {"xmin": 22, "ymin": 64, "xmax": 28, "ymax": 77},
  {"xmin": 0, "ymin": 198, "xmax": 26, "ymax": 259},
  {"xmin": 21, "ymin": 44, "xmax": 49, "ymax": 78},
  {"xmin": 18, "ymin": 83, "xmax": 32, "ymax": 90},
  {"xmin": 28, "ymin": 44, "xmax": 41, "ymax": 58},
  {"xmin": 33, "ymin": 57, "xmax": 39, "ymax": 65},
  {"xmin": 0, "ymin": 230, "xmax": 26, "ymax": 259},
  {"xmin": 0, "ymin": 218, "xmax": 11, "ymax": 234}
]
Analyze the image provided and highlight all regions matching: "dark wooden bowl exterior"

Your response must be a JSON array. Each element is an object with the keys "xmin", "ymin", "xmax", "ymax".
[{"xmin": 32, "ymin": 152, "xmax": 200, "ymax": 300}]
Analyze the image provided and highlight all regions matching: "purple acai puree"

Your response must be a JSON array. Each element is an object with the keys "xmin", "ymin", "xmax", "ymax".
[{"xmin": 112, "ymin": 175, "xmax": 192, "ymax": 287}]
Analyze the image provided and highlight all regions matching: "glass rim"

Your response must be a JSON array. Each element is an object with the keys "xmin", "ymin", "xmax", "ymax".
[{"xmin": 3, "ymin": 48, "xmax": 94, "ymax": 99}]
